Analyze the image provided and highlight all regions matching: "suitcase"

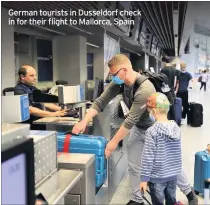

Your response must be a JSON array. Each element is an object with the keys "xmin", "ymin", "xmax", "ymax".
[
  {"xmin": 194, "ymin": 151, "xmax": 210, "ymax": 195},
  {"xmin": 57, "ymin": 132, "xmax": 107, "ymax": 188},
  {"xmin": 187, "ymin": 103, "xmax": 203, "ymax": 127},
  {"xmin": 174, "ymin": 97, "xmax": 182, "ymax": 126}
]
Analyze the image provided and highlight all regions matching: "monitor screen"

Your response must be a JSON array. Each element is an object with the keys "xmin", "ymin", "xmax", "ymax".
[
  {"xmin": 138, "ymin": 19, "xmax": 147, "ymax": 46},
  {"xmin": 1, "ymin": 138, "xmax": 35, "ymax": 205},
  {"xmin": 151, "ymin": 36, "xmax": 157, "ymax": 54},
  {"xmin": 2, "ymin": 153, "xmax": 27, "ymax": 205},
  {"xmin": 150, "ymin": 67, "xmax": 155, "ymax": 73},
  {"xmin": 93, "ymin": 78, "xmax": 104, "ymax": 101}
]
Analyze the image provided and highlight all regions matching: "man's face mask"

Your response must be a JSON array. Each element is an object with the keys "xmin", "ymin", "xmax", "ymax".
[
  {"xmin": 181, "ymin": 68, "xmax": 186, "ymax": 73},
  {"xmin": 112, "ymin": 75, "xmax": 124, "ymax": 85},
  {"xmin": 111, "ymin": 68, "xmax": 125, "ymax": 85}
]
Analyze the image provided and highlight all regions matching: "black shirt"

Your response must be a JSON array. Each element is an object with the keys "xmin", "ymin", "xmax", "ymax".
[
  {"xmin": 14, "ymin": 82, "xmax": 44, "ymax": 126},
  {"xmin": 161, "ymin": 66, "xmax": 180, "ymax": 89},
  {"xmin": 177, "ymin": 72, "xmax": 192, "ymax": 92}
]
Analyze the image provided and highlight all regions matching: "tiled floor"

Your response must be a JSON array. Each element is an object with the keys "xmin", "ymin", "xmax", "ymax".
[{"xmin": 109, "ymin": 83, "xmax": 210, "ymax": 205}]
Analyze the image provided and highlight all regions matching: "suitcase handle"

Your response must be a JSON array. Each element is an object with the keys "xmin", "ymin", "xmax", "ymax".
[
  {"xmin": 65, "ymin": 131, "xmax": 79, "ymax": 136},
  {"xmin": 98, "ymin": 156, "xmax": 104, "ymax": 174}
]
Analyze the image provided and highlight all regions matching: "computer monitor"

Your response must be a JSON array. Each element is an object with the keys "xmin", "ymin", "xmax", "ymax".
[
  {"xmin": 138, "ymin": 19, "xmax": 147, "ymax": 46},
  {"xmin": 2, "ymin": 138, "xmax": 35, "ymax": 205},
  {"xmin": 93, "ymin": 78, "xmax": 104, "ymax": 101}
]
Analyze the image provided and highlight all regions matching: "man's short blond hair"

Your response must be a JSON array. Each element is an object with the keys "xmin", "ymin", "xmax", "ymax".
[{"xmin": 108, "ymin": 54, "xmax": 132, "ymax": 68}]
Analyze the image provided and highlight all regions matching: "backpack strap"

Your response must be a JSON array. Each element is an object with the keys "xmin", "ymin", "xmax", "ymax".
[{"xmin": 133, "ymin": 75, "xmax": 148, "ymax": 95}]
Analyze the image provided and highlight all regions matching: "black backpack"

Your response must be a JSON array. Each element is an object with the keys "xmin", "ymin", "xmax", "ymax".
[
  {"xmin": 121, "ymin": 71, "xmax": 175, "ymax": 107},
  {"xmin": 142, "ymin": 71, "xmax": 175, "ymax": 105}
]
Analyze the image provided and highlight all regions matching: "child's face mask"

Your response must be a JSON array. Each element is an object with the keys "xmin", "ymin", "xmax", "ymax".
[{"xmin": 149, "ymin": 109, "xmax": 156, "ymax": 122}]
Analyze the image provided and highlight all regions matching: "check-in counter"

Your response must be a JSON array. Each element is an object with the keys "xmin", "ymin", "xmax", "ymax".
[
  {"xmin": 33, "ymin": 117, "xmax": 93, "ymax": 133},
  {"xmin": 33, "ymin": 95, "xmax": 128, "ymax": 204},
  {"xmin": 58, "ymin": 153, "xmax": 95, "ymax": 205},
  {"xmin": 35, "ymin": 170, "xmax": 83, "ymax": 205}
]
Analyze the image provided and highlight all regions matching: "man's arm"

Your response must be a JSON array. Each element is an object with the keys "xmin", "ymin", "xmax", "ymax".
[
  {"xmin": 90, "ymin": 81, "xmax": 121, "ymax": 113},
  {"xmin": 105, "ymin": 81, "xmax": 155, "ymax": 158},
  {"xmin": 29, "ymin": 106, "xmax": 66, "ymax": 117},
  {"xmin": 140, "ymin": 129, "xmax": 156, "ymax": 182},
  {"xmin": 110, "ymin": 125, "xmax": 130, "ymax": 144},
  {"xmin": 175, "ymin": 80, "xmax": 179, "ymax": 93},
  {"xmin": 85, "ymin": 82, "xmax": 121, "ymax": 124},
  {"xmin": 44, "ymin": 103, "xmax": 61, "ymax": 111},
  {"xmin": 175, "ymin": 69, "xmax": 180, "ymax": 93},
  {"xmin": 72, "ymin": 82, "xmax": 121, "ymax": 134}
]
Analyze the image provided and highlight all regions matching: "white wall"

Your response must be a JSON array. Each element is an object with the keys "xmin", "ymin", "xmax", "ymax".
[
  {"xmin": 87, "ymin": 47, "xmax": 104, "ymax": 80},
  {"xmin": 94, "ymin": 48, "xmax": 104, "ymax": 80},
  {"xmin": 53, "ymin": 35, "xmax": 87, "ymax": 85},
  {"xmin": 2, "ymin": 8, "xmax": 15, "ymax": 89}
]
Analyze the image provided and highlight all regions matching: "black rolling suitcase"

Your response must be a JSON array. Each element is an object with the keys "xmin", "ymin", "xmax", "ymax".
[{"xmin": 187, "ymin": 102, "xmax": 203, "ymax": 127}]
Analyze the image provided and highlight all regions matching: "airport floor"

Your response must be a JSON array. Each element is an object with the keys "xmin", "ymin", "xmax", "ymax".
[{"xmin": 109, "ymin": 83, "xmax": 210, "ymax": 205}]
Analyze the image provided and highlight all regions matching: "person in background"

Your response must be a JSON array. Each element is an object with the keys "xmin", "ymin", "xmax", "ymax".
[
  {"xmin": 140, "ymin": 92, "xmax": 182, "ymax": 205},
  {"xmin": 161, "ymin": 56, "xmax": 180, "ymax": 90},
  {"xmin": 160, "ymin": 56, "xmax": 179, "ymax": 121},
  {"xmin": 14, "ymin": 65, "xmax": 67, "ymax": 129},
  {"xmin": 200, "ymin": 70, "xmax": 208, "ymax": 91},
  {"xmin": 176, "ymin": 62, "xmax": 193, "ymax": 119}
]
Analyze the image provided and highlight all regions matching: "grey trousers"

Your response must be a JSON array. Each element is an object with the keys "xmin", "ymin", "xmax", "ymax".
[{"xmin": 127, "ymin": 126, "xmax": 192, "ymax": 203}]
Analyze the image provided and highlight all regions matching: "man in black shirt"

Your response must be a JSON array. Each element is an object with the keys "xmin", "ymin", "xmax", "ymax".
[
  {"xmin": 160, "ymin": 56, "xmax": 179, "ymax": 89},
  {"xmin": 14, "ymin": 65, "xmax": 67, "ymax": 129},
  {"xmin": 176, "ymin": 62, "xmax": 193, "ymax": 119},
  {"xmin": 160, "ymin": 56, "xmax": 180, "ymax": 121}
]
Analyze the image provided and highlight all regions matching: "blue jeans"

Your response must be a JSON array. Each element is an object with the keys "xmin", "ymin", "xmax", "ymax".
[{"xmin": 148, "ymin": 180, "xmax": 177, "ymax": 205}]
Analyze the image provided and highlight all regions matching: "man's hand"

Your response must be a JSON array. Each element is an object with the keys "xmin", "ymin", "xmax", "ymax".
[
  {"xmin": 105, "ymin": 139, "xmax": 118, "ymax": 158},
  {"xmin": 51, "ymin": 110, "xmax": 67, "ymax": 117},
  {"xmin": 139, "ymin": 182, "xmax": 148, "ymax": 194},
  {"xmin": 72, "ymin": 120, "xmax": 87, "ymax": 135}
]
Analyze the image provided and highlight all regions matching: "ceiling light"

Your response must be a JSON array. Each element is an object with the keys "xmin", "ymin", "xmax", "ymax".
[
  {"xmin": 68, "ymin": 25, "xmax": 93, "ymax": 35},
  {"xmin": 124, "ymin": 47, "xmax": 141, "ymax": 56},
  {"xmin": 34, "ymin": 25, "xmax": 66, "ymax": 35},
  {"xmin": 86, "ymin": 42, "xmax": 99, "ymax": 48}
]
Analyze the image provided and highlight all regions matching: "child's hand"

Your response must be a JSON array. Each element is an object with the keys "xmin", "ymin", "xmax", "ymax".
[{"xmin": 140, "ymin": 182, "xmax": 148, "ymax": 194}]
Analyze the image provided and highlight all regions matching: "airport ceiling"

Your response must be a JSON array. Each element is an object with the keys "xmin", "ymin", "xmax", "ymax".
[{"xmin": 2, "ymin": 1, "xmax": 188, "ymax": 56}]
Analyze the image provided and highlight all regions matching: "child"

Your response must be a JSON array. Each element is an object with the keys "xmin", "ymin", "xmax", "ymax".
[{"xmin": 140, "ymin": 92, "xmax": 182, "ymax": 205}]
